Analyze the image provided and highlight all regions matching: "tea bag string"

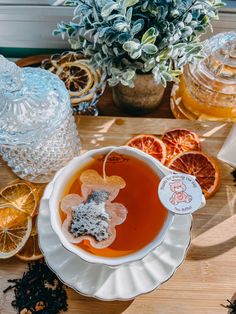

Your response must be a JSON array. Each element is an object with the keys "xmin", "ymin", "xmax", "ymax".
[{"xmin": 103, "ymin": 148, "xmax": 120, "ymax": 180}]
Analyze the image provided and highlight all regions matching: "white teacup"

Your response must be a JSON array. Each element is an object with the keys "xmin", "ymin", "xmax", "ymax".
[{"xmin": 49, "ymin": 146, "xmax": 201, "ymax": 267}]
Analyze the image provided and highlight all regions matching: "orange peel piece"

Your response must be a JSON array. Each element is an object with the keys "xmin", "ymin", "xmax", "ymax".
[
  {"xmin": 16, "ymin": 217, "xmax": 43, "ymax": 261},
  {"xmin": 61, "ymin": 170, "xmax": 127, "ymax": 249}
]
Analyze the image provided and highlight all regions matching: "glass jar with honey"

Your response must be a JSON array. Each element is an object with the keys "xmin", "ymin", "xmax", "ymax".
[{"xmin": 171, "ymin": 32, "xmax": 236, "ymax": 121}]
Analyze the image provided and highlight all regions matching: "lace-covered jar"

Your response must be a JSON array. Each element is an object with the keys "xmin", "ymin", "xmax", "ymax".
[
  {"xmin": 0, "ymin": 56, "xmax": 81, "ymax": 183},
  {"xmin": 171, "ymin": 32, "xmax": 236, "ymax": 121}
]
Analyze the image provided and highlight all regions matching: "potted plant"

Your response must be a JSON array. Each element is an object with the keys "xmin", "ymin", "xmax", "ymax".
[{"xmin": 55, "ymin": 0, "xmax": 224, "ymax": 114}]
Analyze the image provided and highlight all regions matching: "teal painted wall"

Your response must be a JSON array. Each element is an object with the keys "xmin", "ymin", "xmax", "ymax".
[{"xmin": 0, "ymin": 47, "xmax": 67, "ymax": 58}]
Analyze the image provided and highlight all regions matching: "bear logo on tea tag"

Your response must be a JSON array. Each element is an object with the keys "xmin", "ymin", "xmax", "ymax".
[{"xmin": 158, "ymin": 173, "xmax": 204, "ymax": 215}]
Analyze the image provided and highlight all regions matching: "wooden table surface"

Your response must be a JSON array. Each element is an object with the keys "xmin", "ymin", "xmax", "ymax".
[{"xmin": 0, "ymin": 115, "xmax": 235, "ymax": 314}]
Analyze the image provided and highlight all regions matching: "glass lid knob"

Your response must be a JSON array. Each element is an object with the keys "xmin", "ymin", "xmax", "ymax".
[{"xmin": 0, "ymin": 55, "xmax": 23, "ymax": 93}]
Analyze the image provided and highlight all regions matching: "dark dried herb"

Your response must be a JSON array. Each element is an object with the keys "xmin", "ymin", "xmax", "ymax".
[
  {"xmin": 4, "ymin": 261, "xmax": 68, "ymax": 314},
  {"xmin": 231, "ymin": 169, "xmax": 236, "ymax": 185},
  {"xmin": 223, "ymin": 299, "xmax": 236, "ymax": 313}
]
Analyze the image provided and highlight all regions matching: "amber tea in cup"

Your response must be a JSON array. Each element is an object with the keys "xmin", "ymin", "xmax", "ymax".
[{"xmin": 60, "ymin": 152, "xmax": 168, "ymax": 258}]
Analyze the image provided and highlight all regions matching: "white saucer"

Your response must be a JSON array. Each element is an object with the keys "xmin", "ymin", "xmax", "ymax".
[{"xmin": 38, "ymin": 180, "xmax": 192, "ymax": 301}]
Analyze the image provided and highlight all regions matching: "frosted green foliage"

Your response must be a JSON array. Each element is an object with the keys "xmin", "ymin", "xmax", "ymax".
[{"xmin": 55, "ymin": 0, "xmax": 224, "ymax": 87}]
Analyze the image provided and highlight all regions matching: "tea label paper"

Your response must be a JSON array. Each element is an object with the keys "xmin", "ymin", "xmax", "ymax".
[{"xmin": 158, "ymin": 174, "xmax": 203, "ymax": 215}]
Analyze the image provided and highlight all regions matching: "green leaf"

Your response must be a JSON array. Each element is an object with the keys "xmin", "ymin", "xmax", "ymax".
[
  {"xmin": 131, "ymin": 18, "xmax": 144, "ymax": 34},
  {"xmin": 130, "ymin": 48, "xmax": 142, "ymax": 59},
  {"xmin": 185, "ymin": 13, "xmax": 192, "ymax": 24},
  {"xmin": 142, "ymin": 44, "xmax": 158, "ymax": 54},
  {"xmin": 159, "ymin": 48, "xmax": 171, "ymax": 60},
  {"xmin": 68, "ymin": 38, "xmax": 81, "ymax": 50},
  {"xmin": 144, "ymin": 35, "xmax": 157, "ymax": 44},
  {"xmin": 53, "ymin": 30, "xmax": 62, "ymax": 36},
  {"xmin": 125, "ymin": 0, "xmax": 139, "ymax": 8},
  {"xmin": 162, "ymin": 71, "xmax": 172, "ymax": 81},
  {"xmin": 123, "ymin": 40, "xmax": 141, "ymax": 52},
  {"xmin": 161, "ymin": 76, "xmax": 167, "ymax": 88},
  {"xmin": 114, "ymin": 21, "xmax": 129, "ymax": 32},
  {"xmin": 141, "ymin": 27, "xmax": 158, "ymax": 44},
  {"xmin": 118, "ymin": 32, "xmax": 132, "ymax": 43},
  {"xmin": 144, "ymin": 58, "xmax": 156, "ymax": 72},
  {"xmin": 123, "ymin": 39, "xmax": 142, "ymax": 59},
  {"xmin": 123, "ymin": 69, "xmax": 136, "ymax": 81},
  {"xmin": 170, "ymin": 70, "xmax": 183, "ymax": 77},
  {"xmin": 101, "ymin": 3, "xmax": 119, "ymax": 17},
  {"xmin": 126, "ymin": 7, "xmax": 133, "ymax": 24}
]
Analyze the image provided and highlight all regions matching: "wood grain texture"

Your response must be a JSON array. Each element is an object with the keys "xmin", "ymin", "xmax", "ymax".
[{"xmin": 0, "ymin": 116, "xmax": 235, "ymax": 314}]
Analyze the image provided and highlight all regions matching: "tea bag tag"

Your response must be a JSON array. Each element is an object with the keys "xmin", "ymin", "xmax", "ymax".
[{"xmin": 158, "ymin": 173, "xmax": 204, "ymax": 215}]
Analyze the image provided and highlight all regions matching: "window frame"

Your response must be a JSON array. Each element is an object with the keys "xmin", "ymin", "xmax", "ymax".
[{"xmin": 0, "ymin": 1, "xmax": 235, "ymax": 55}]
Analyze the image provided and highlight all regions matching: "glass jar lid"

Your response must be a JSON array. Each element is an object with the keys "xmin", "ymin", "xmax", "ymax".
[
  {"xmin": 0, "ymin": 56, "xmax": 71, "ymax": 145},
  {"xmin": 189, "ymin": 32, "xmax": 236, "ymax": 94}
]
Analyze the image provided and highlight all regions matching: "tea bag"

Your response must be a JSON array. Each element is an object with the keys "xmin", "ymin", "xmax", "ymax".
[
  {"xmin": 218, "ymin": 123, "xmax": 236, "ymax": 167},
  {"xmin": 61, "ymin": 167, "xmax": 127, "ymax": 249}
]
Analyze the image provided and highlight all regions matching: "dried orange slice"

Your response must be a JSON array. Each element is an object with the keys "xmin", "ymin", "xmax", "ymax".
[
  {"xmin": 167, "ymin": 151, "xmax": 221, "ymax": 198},
  {"xmin": 10, "ymin": 180, "xmax": 46, "ymax": 216},
  {"xmin": 16, "ymin": 218, "xmax": 43, "ymax": 261},
  {"xmin": 0, "ymin": 182, "xmax": 37, "ymax": 216},
  {"xmin": 0, "ymin": 206, "xmax": 32, "ymax": 259},
  {"xmin": 56, "ymin": 62, "xmax": 93, "ymax": 97},
  {"xmin": 42, "ymin": 52, "xmax": 104, "ymax": 107},
  {"xmin": 71, "ymin": 92, "xmax": 94, "ymax": 105},
  {"xmin": 126, "ymin": 134, "xmax": 166, "ymax": 164},
  {"xmin": 41, "ymin": 51, "xmax": 85, "ymax": 73},
  {"xmin": 10, "ymin": 179, "xmax": 45, "ymax": 199},
  {"xmin": 162, "ymin": 128, "xmax": 201, "ymax": 164},
  {"xmin": 0, "ymin": 205, "xmax": 27, "ymax": 229}
]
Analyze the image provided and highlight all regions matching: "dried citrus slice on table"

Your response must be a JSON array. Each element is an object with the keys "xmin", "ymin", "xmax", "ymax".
[
  {"xmin": 0, "ymin": 182, "xmax": 38, "ymax": 216},
  {"xmin": 167, "ymin": 151, "xmax": 221, "ymax": 198},
  {"xmin": 41, "ymin": 51, "xmax": 85, "ymax": 73},
  {"xmin": 162, "ymin": 128, "xmax": 201, "ymax": 164},
  {"xmin": 126, "ymin": 135, "xmax": 166, "ymax": 163},
  {"xmin": 56, "ymin": 62, "xmax": 94, "ymax": 97},
  {"xmin": 16, "ymin": 217, "xmax": 43, "ymax": 261},
  {"xmin": 9, "ymin": 179, "xmax": 46, "ymax": 216},
  {"xmin": 41, "ymin": 52, "xmax": 104, "ymax": 110},
  {"xmin": 0, "ymin": 206, "xmax": 32, "ymax": 259}
]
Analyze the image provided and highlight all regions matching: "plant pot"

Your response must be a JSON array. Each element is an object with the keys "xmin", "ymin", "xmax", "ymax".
[{"xmin": 112, "ymin": 73, "xmax": 165, "ymax": 115}]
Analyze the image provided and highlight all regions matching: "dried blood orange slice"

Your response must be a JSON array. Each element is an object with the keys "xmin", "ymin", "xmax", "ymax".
[
  {"xmin": 0, "ymin": 206, "xmax": 32, "ymax": 259},
  {"xmin": 162, "ymin": 128, "xmax": 201, "ymax": 164},
  {"xmin": 0, "ymin": 182, "xmax": 37, "ymax": 216},
  {"xmin": 167, "ymin": 151, "xmax": 221, "ymax": 198},
  {"xmin": 126, "ymin": 135, "xmax": 166, "ymax": 164},
  {"xmin": 16, "ymin": 217, "xmax": 43, "ymax": 261}
]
